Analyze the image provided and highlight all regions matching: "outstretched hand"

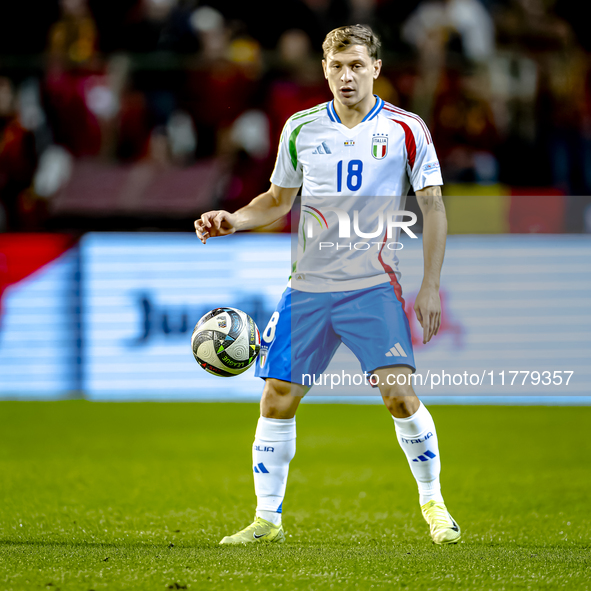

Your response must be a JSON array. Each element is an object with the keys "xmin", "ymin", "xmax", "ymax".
[
  {"xmin": 194, "ymin": 210, "xmax": 236, "ymax": 244},
  {"xmin": 413, "ymin": 285, "xmax": 441, "ymax": 344}
]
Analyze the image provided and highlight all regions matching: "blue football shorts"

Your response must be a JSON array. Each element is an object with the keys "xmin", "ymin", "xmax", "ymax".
[{"xmin": 254, "ymin": 283, "xmax": 415, "ymax": 387}]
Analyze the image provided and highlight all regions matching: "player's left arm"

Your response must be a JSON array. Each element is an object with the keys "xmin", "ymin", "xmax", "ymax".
[{"xmin": 414, "ymin": 185, "xmax": 447, "ymax": 344}]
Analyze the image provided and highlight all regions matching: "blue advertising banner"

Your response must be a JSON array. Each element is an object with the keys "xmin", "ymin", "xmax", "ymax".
[
  {"xmin": 1, "ymin": 232, "xmax": 589, "ymax": 403},
  {"xmin": 0, "ymin": 239, "xmax": 80, "ymax": 398},
  {"xmin": 80, "ymin": 233, "xmax": 591, "ymax": 403},
  {"xmin": 81, "ymin": 233, "xmax": 288, "ymax": 400}
]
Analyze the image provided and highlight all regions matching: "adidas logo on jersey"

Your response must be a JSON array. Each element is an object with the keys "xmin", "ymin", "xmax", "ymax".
[
  {"xmin": 385, "ymin": 343, "xmax": 407, "ymax": 357},
  {"xmin": 312, "ymin": 142, "xmax": 331, "ymax": 154}
]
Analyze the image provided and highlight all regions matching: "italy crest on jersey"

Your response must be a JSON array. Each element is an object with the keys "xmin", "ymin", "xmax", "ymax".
[{"xmin": 371, "ymin": 134, "xmax": 388, "ymax": 160}]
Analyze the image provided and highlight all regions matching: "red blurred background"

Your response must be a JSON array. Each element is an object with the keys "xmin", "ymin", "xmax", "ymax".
[{"xmin": 0, "ymin": 0, "xmax": 590, "ymax": 233}]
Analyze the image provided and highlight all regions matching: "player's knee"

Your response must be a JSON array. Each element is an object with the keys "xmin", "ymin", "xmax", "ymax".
[
  {"xmin": 264, "ymin": 378, "xmax": 298, "ymax": 398},
  {"xmin": 379, "ymin": 375, "xmax": 414, "ymax": 397},
  {"xmin": 261, "ymin": 379, "xmax": 306, "ymax": 419},
  {"xmin": 380, "ymin": 380, "xmax": 419, "ymax": 417},
  {"xmin": 382, "ymin": 393, "xmax": 419, "ymax": 417}
]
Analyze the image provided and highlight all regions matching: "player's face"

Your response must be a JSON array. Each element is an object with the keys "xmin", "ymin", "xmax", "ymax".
[{"xmin": 322, "ymin": 45, "xmax": 381, "ymax": 109}]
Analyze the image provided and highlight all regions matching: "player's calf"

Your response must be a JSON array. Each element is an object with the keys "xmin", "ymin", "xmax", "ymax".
[
  {"xmin": 376, "ymin": 371, "xmax": 461, "ymax": 543},
  {"xmin": 252, "ymin": 379, "xmax": 304, "ymax": 527}
]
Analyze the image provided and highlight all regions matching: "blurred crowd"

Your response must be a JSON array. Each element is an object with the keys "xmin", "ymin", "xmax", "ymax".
[{"xmin": 1, "ymin": 0, "xmax": 591, "ymax": 231}]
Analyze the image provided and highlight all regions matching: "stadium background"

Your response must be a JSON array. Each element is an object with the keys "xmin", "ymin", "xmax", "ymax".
[
  {"xmin": 1, "ymin": 0, "xmax": 589, "ymax": 403},
  {"xmin": 1, "ymin": 3, "xmax": 590, "ymax": 590}
]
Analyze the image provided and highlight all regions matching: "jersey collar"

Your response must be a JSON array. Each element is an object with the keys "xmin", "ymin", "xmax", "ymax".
[{"xmin": 326, "ymin": 95, "xmax": 384, "ymax": 124}]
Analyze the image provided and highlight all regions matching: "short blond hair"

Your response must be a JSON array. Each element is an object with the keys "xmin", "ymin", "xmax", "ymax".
[{"xmin": 322, "ymin": 24, "xmax": 381, "ymax": 60}]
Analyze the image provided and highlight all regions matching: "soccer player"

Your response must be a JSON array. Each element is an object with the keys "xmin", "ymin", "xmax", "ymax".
[{"xmin": 194, "ymin": 24, "xmax": 461, "ymax": 546}]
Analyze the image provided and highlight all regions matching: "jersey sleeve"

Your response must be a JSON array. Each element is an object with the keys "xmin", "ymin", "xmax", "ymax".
[
  {"xmin": 407, "ymin": 119, "xmax": 443, "ymax": 191},
  {"xmin": 270, "ymin": 120, "xmax": 303, "ymax": 189}
]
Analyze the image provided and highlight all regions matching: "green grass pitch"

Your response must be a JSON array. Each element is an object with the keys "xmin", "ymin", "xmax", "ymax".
[{"xmin": 0, "ymin": 401, "xmax": 589, "ymax": 590}]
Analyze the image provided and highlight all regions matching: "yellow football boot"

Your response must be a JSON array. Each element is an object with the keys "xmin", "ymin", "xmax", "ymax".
[
  {"xmin": 421, "ymin": 500, "xmax": 461, "ymax": 545},
  {"xmin": 219, "ymin": 517, "xmax": 285, "ymax": 545}
]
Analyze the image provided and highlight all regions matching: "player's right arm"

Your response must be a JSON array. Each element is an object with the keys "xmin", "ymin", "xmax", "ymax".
[{"xmin": 194, "ymin": 183, "xmax": 300, "ymax": 244}]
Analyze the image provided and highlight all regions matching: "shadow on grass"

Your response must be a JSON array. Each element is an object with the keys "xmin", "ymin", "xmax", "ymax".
[
  {"xmin": 0, "ymin": 539, "xmax": 220, "ymax": 550},
  {"xmin": 1, "ymin": 539, "xmax": 589, "ymax": 554}
]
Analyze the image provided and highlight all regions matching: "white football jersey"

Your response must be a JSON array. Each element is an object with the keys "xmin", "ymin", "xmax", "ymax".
[{"xmin": 271, "ymin": 96, "xmax": 443, "ymax": 293}]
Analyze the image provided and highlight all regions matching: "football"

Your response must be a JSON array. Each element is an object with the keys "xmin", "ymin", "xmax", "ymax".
[{"xmin": 191, "ymin": 307, "xmax": 261, "ymax": 377}]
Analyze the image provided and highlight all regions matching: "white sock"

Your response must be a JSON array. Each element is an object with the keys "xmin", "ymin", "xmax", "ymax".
[
  {"xmin": 253, "ymin": 417, "xmax": 296, "ymax": 526},
  {"xmin": 392, "ymin": 402, "xmax": 444, "ymax": 506}
]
